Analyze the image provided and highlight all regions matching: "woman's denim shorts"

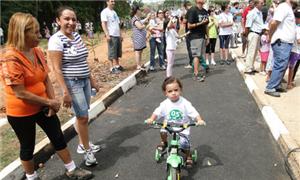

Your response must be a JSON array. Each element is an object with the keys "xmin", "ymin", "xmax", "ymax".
[{"xmin": 64, "ymin": 77, "xmax": 91, "ymax": 117}]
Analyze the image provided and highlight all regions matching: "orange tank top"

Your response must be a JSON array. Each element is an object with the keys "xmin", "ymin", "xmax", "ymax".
[{"xmin": 0, "ymin": 47, "xmax": 49, "ymax": 117}]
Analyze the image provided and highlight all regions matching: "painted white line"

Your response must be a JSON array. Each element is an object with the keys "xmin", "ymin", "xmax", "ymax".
[
  {"xmin": 236, "ymin": 61, "xmax": 245, "ymax": 72},
  {"xmin": 89, "ymin": 100, "xmax": 106, "ymax": 120},
  {"xmin": 0, "ymin": 158, "xmax": 21, "ymax": 180},
  {"xmin": 245, "ymin": 76, "xmax": 258, "ymax": 93},
  {"xmin": 261, "ymin": 106, "xmax": 289, "ymax": 140},
  {"xmin": 119, "ymin": 74, "xmax": 137, "ymax": 93}
]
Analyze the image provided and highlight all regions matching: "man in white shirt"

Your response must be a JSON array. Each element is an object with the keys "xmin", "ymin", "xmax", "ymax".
[
  {"xmin": 264, "ymin": 0, "xmax": 296, "ymax": 97},
  {"xmin": 244, "ymin": 0, "xmax": 264, "ymax": 74},
  {"xmin": 101, "ymin": 0, "xmax": 123, "ymax": 74}
]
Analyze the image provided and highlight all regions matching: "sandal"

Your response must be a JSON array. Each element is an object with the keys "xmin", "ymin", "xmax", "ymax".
[
  {"xmin": 186, "ymin": 158, "xmax": 193, "ymax": 168},
  {"xmin": 157, "ymin": 142, "xmax": 168, "ymax": 151}
]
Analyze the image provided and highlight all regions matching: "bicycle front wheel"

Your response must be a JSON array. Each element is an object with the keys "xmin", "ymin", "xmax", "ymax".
[{"xmin": 167, "ymin": 166, "xmax": 180, "ymax": 180}]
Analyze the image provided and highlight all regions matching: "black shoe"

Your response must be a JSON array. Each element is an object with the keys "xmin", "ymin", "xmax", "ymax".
[
  {"xmin": 205, "ymin": 66, "xmax": 210, "ymax": 73},
  {"xmin": 244, "ymin": 71, "xmax": 255, "ymax": 75},
  {"xmin": 276, "ymin": 88, "xmax": 287, "ymax": 93},
  {"xmin": 110, "ymin": 67, "xmax": 121, "ymax": 74},
  {"xmin": 264, "ymin": 91, "xmax": 280, "ymax": 97},
  {"xmin": 220, "ymin": 60, "xmax": 225, "ymax": 65},
  {"xmin": 252, "ymin": 70, "xmax": 259, "ymax": 73},
  {"xmin": 225, "ymin": 60, "xmax": 231, "ymax": 65},
  {"xmin": 116, "ymin": 65, "xmax": 124, "ymax": 71},
  {"xmin": 228, "ymin": 59, "xmax": 235, "ymax": 63}
]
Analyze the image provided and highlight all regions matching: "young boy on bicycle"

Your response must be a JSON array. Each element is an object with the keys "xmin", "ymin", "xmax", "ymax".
[{"xmin": 146, "ymin": 76, "xmax": 206, "ymax": 167}]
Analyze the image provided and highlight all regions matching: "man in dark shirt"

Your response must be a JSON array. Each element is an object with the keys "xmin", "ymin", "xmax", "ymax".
[
  {"xmin": 187, "ymin": 0, "xmax": 209, "ymax": 82},
  {"xmin": 183, "ymin": 1, "xmax": 193, "ymax": 68}
]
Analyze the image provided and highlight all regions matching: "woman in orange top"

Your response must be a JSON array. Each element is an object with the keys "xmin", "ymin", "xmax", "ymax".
[{"xmin": 0, "ymin": 12, "xmax": 92, "ymax": 180}]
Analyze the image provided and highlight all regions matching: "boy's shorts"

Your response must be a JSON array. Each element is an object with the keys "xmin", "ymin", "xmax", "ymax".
[{"xmin": 161, "ymin": 129, "xmax": 191, "ymax": 150}]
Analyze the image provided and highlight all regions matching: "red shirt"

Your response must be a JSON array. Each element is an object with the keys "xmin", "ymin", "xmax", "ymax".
[{"xmin": 242, "ymin": 6, "xmax": 251, "ymax": 27}]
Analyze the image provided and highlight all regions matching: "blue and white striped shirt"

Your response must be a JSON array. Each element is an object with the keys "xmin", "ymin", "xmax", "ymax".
[{"xmin": 48, "ymin": 31, "xmax": 90, "ymax": 78}]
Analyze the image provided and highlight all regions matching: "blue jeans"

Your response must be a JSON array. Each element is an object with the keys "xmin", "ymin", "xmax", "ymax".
[
  {"xmin": 266, "ymin": 41, "xmax": 293, "ymax": 91},
  {"xmin": 64, "ymin": 77, "xmax": 91, "ymax": 117},
  {"xmin": 149, "ymin": 37, "xmax": 164, "ymax": 67}
]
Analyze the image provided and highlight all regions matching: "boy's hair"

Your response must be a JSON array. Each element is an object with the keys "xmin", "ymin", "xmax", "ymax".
[{"xmin": 162, "ymin": 76, "xmax": 183, "ymax": 92}]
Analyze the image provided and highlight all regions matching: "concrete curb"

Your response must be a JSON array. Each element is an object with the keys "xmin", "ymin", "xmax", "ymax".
[
  {"xmin": 230, "ymin": 49, "xmax": 300, "ymax": 179},
  {"xmin": 0, "ymin": 62, "xmax": 150, "ymax": 180}
]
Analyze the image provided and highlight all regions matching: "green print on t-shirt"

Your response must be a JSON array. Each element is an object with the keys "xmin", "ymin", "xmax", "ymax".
[{"xmin": 169, "ymin": 109, "xmax": 183, "ymax": 121}]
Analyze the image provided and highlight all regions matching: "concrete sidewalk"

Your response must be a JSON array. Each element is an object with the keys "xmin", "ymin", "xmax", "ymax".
[{"xmin": 230, "ymin": 46, "xmax": 300, "ymax": 179}]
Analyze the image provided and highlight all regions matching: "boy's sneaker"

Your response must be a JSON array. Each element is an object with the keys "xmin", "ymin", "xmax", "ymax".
[
  {"xmin": 157, "ymin": 142, "xmax": 168, "ymax": 151},
  {"xmin": 160, "ymin": 65, "xmax": 166, "ymax": 70},
  {"xmin": 65, "ymin": 167, "xmax": 93, "ymax": 180},
  {"xmin": 110, "ymin": 67, "xmax": 121, "ymax": 74},
  {"xmin": 84, "ymin": 150, "xmax": 98, "ymax": 167},
  {"xmin": 77, "ymin": 142, "xmax": 101, "ymax": 154},
  {"xmin": 220, "ymin": 60, "xmax": 225, "ymax": 65},
  {"xmin": 149, "ymin": 66, "xmax": 155, "ymax": 71}
]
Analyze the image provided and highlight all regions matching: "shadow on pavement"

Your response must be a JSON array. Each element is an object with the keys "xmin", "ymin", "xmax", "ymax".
[
  {"xmin": 181, "ymin": 144, "xmax": 223, "ymax": 180},
  {"xmin": 84, "ymin": 123, "xmax": 145, "ymax": 171}
]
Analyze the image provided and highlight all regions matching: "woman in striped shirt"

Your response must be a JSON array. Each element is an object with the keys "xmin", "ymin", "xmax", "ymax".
[
  {"xmin": 48, "ymin": 6, "xmax": 100, "ymax": 167},
  {"xmin": 131, "ymin": 5, "xmax": 150, "ymax": 70}
]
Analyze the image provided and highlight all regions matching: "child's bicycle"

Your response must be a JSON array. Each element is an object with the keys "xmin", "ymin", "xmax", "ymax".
[{"xmin": 145, "ymin": 120, "xmax": 204, "ymax": 180}]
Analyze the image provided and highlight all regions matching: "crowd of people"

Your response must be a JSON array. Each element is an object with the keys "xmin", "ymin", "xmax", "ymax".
[{"xmin": 0, "ymin": 0, "xmax": 299, "ymax": 179}]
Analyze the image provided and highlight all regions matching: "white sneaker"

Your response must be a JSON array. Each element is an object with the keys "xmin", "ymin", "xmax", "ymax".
[
  {"xmin": 77, "ymin": 142, "xmax": 101, "ymax": 154},
  {"xmin": 84, "ymin": 150, "xmax": 98, "ymax": 167},
  {"xmin": 160, "ymin": 65, "xmax": 166, "ymax": 70},
  {"xmin": 184, "ymin": 64, "xmax": 192, "ymax": 69},
  {"xmin": 206, "ymin": 59, "xmax": 209, "ymax": 65},
  {"xmin": 259, "ymin": 71, "xmax": 267, "ymax": 76},
  {"xmin": 211, "ymin": 60, "xmax": 216, "ymax": 66},
  {"xmin": 149, "ymin": 66, "xmax": 155, "ymax": 71}
]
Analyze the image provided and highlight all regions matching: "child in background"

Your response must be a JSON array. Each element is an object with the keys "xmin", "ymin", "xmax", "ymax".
[
  {"xmin": 148, "ymin": 13, "xmax": 162, "ymax": 43},
  {"xmin": 165, "ymin": 17, "xmax": 190, "ymax": 77},
  {"xmin": 259, "ymin": 28, "xmax": 270, "ymax": 75},
  {"xmin": 146, "ymin": 77, "xmax": 206, "ymax": 167},
  {"xmin": 287, "ymin": 9, "xmax": 300, "ymax": 89}
]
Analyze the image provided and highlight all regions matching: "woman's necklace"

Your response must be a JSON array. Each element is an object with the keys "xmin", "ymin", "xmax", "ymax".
[{"xmin": 22, "ymin": 49, "xmax": 35, "ymax": 65}]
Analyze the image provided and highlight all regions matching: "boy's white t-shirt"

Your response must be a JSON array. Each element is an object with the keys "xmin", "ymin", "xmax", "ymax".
[
  {"xmin": 153, "ymin": 96, "xmax": 199, "ymax": 135},
  {"xmin": 100, "ymin": 7, "xmax": 120, "ymax": 37},
  {"xmin": 218, "ymin": 12, "xmax": 233, "ymax": 35},
  {"xmin": 292, "ymin": 26, "xmax": 300, "ymax": 54},
  {"xmin": 165, "ymin": 28, "xmax": 179, "ymax": 50}
]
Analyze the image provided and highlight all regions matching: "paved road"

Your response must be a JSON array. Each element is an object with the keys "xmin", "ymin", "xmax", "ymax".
[{"xmin": 40, "ymin": 44, "xmax": 289, "ymax": 180}]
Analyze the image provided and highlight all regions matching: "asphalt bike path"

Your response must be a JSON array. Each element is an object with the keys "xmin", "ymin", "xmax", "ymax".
[{"xmin": 39, "ymin": 44, "xmax": 289, "ymax": 180}]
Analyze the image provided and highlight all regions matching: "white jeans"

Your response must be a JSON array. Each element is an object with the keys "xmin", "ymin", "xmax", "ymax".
[{"xmin": 166, "ymin": 50, "xmax": 175, "ymax": 77}]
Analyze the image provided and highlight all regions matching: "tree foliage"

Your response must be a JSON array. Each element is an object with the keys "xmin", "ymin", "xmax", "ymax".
[{"xmin": 0, "ymin": 0, "xmax": 130, "ymax": 39}]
